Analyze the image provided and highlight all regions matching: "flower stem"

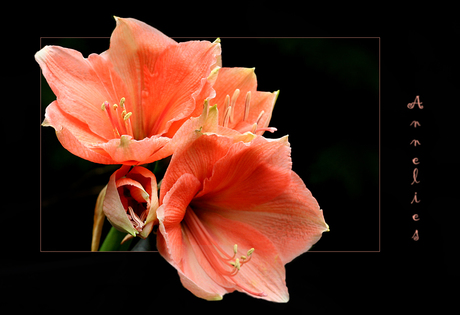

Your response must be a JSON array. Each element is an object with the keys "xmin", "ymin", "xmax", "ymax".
[{"xmin": 99, "ymin": 226, "xmax": 133, "ymax": 251}]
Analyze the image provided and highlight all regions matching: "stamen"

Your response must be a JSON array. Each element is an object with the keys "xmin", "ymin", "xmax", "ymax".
[
  {"xmin": 243, "ymin": 91, "xmax": 251, "ymax": 121},
  {"xmin": 223, "ymin": 106, "xmax": 232, "ymax": 128},
  {"xmin": 223, "ymin": 95, "xmax": 230, "ymax": 113},
  {"xmin": 234, "ymin": 258, "xmax": 241, "ymax": 270},
  {"xmin": 229, "ymin": 89, "xmax": 240, "ymax": 123},
  {"xmin": 101, "ymin": 98, "xmax": 134, "ymax": 138},
  {"xmin": 101, "ymin": 101, "xmax": 120, "ymax": 137},
  {"xmin": 128, "ymin": 206, "xmax": 145, "ymax": 232},
  {"xmin": 123, "ymin": 112, "xmax": 132, "ymax": 120},
  {"xmin": 256, "ymin": 110, "xmax": 265, "ymax": 125}
]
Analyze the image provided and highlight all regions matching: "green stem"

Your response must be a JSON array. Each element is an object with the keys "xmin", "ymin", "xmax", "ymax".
[{"xmin": 99, "ymin": 226, "xmax": 133, "ymax": 251}]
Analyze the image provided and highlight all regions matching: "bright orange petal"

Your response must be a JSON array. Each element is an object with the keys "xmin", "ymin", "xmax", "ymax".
[
  {"xmin": 159, "ymin": 134, "xmax": 235, "ymax": 203},
  {"xmin": 204, "ymin": 171, "xmax": 328, "ymax": 265},
  {"xmin": 43, "ymin": 101, "xmax": 119, "ymax": 164},
  {"xmin": 36, "ymin": 45, "xmax": 128, "ymax": 139},
  {"xmin": 156, "ymin": 227, "xmax": 229, "ymax": 300},
  {"xmin": 143, "ymin": 40, "xmax": 221, "ymax": 137},
  {"xmin": 103, "ymin": 166, "xmax": 139, "ymax": 236},
  {"xmin": 106, "ymin": 17, "xmax": 177, "ymax": 139},
  {"xmin": 195, "ymin": 136, "xmax": 292, "ymax": 209},
  {"xmin": 157, "ymin": 173, "xmax": 202, "ymax": 263},
  {"xmin": 197, "ymin": 209, "xmax": 289, "ymax": 302},
  {"xmin": 92, "ymin": 135, "xmax": 170, "ymax": 165}
]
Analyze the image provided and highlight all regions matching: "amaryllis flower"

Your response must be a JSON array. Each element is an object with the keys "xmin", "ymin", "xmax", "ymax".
[
  {"xmin": 36, "ymin": 17, "xmax": 221, "ymax": 165},
  {"xmin": 103, "ymin": 165, "xmax": 158, "ymax": 239},
  {"xmin": 156, "ymin": 133, "xmax": 329, "ymax": 302}
]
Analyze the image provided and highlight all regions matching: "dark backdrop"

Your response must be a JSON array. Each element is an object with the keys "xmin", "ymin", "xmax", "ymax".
[{"xmin": 3, "ymin": 8, "xmax": 454, "ymax": 314}]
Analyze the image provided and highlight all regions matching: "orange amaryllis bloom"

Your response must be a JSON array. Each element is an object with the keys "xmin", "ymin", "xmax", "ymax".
[
  {"xmin": 156, "ymin": 134, "xmax": 329, "ymax": 302},
  {"xmin": 36, "ymin": 17, "xmax": 221, "ymax": 165},
  {"xmin": 103, "ymin": 165, "xmax": 158, "ymax": 239}
]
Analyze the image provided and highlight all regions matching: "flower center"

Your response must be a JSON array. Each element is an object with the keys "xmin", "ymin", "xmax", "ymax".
[
  {"xmin": 101, "ymin": 97, "xmax": 135, "ymax": 138},
  {"xmin": 220, "ymin": 90, "xmax": 277, "ymax": 134},
  {"xmin": 183, "ymin": 208, "xmax": 254, "ymax": 278}
]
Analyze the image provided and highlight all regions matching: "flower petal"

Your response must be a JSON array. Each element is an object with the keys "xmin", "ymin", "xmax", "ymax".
[
  {"xmin": 107, "ymin": 17, "xmax": 177, "ymax": 138},
  {"xmin": 156, "ymin": 228, "xmax": 228, "ymax": 301},
  {"xmin": 195, "ymin": 136, "xmax": 292, "ymax": 209},
  {"xmin": 91, "ymin": 185, "xmax": 107, "ymax": 251},
  {"xmin": 158, "ymin": 173, "xmax": 202, "ymax": 264},
  {"xmin": 36, "ymin": 45, "xmax": 128, "ymax": 140},
  {"xmin": 43, "ymin": 102, "xmax": 119, "ymax": 164},
  {"xmin": 204, "ymin": 171, "xmax": 329, "ymax": 265},
  {"xmin": 143, "ymin": 40, "xmax": 221, "ymax": 137},
  {"xmin": 128, "ymin": 166, "xmax": 159, "ymax": 239},
  {"xmin": 92, "ymin": 135, "xmax": 171, "ymax": 165},
  {"xmin": 116, "ymin": 177, "xmax": 150, "ymax": 204},
  {"xmin": 211, "ymin": 212, "xmax": 290, "ymax": 302},
  {"xmin": 103, "ymin": 166, "xmax": 138, "ymax": 236},
  {"xmin": 159, "ymin": 134, "xmax": 235, "ymax": 203}
]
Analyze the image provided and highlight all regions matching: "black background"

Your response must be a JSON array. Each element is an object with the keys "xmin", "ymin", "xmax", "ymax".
[{"xmin": 2, "ymin": 7, "xmax": 455, "ymax": 314}]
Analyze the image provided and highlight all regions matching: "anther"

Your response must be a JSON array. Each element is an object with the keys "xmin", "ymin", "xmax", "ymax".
[
  {"xmin": 123, "ymin": 112, "xmax": 132, "ymax": 121},
  {"xmin": 247, "ymin": 248, "xmax": 255, "ymax": 256},
  {"xmin": 119, "ymin": 97, "xmax": 125, "ymax": 107},
  {"xmin": 234, "ymin": 258, "xmax": 241, "ymax": 270},
  {"xmin": 233, "ymin": 244, "xmax": 238, "ymax": 255}
]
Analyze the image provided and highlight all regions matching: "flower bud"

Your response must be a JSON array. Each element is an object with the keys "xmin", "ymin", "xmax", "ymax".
[{"xmin": 103, "ymin": 165, "xmax": 159, "ymax": 238}]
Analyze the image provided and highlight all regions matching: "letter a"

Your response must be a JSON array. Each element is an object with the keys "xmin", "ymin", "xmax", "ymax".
[{"xmin": 407, "ymin": 95, "xmax": 423, "ymax": 109}]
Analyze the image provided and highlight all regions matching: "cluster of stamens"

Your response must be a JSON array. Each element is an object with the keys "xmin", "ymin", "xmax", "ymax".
[
  {"xmin": 126, "ymin": 206, "xmax": 148, "ymax": 232},
  {"xmin": 228, "ymin": 244, "xmax": 255, "ymax": 275},
  {"xmin": 220, "ymin": 89, "xmax": 277, "ymax": 134},
  {"xmin": 101, "ymin": 97, "xmax": 134, "ymax": 138}
]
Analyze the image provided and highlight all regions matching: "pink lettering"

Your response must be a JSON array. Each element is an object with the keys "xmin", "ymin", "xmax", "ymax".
[
  {"xmin": 411, "ymin": 168, "xmax": 420, "ymax": 185},
  {"xmin": 407, "ymin": 95, "xmax": 423, "ymax": 109},
  {"xmin": 411, "ymin": 192, "xmax": 421, "ymax": 204}
]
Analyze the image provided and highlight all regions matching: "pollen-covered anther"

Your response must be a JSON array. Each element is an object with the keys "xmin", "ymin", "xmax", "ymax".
[{"xmin": 228, "ymin": 246, "xmax": 254, "ymax": 273}]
